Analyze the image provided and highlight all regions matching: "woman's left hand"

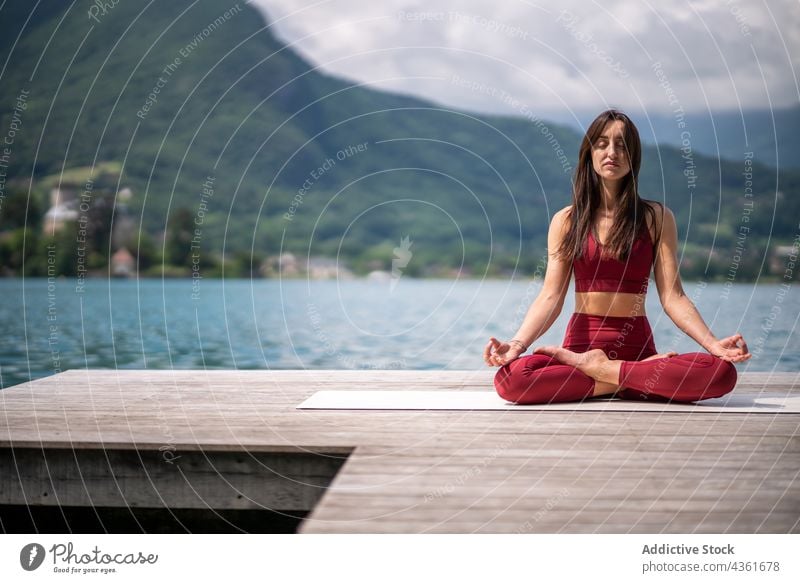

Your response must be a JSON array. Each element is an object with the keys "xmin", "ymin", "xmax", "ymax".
[{"xmin": 708, "ymin": 333, "xmax": 751, "ymax": 363}]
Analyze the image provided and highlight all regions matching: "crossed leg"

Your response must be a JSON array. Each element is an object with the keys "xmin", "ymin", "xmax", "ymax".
[
  {"xmin": 495, "ymin": 348, "xmax": 736, "ymax": 404},
  {"xmin": 588, "ymin": 350, "xmax": 678, "ymax": 397}
]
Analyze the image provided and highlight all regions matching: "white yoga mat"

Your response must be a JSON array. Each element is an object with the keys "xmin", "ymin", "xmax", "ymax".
[{"xmin": 297, "ymin": 390, "xmax": 800, "ymax": 414}]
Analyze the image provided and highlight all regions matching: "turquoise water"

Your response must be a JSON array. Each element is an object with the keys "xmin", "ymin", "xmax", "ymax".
[{"xmin": 0, "ymin": 278, "xmax": 796, "ymax": 388}]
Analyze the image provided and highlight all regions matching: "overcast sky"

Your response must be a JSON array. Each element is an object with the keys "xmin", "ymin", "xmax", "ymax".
[{"xmin": 249, "ymin": 0, "xmax": 799, "ymax": 126}]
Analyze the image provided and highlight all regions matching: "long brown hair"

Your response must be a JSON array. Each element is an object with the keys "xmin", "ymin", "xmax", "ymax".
[{"xmin": 555, "ymin": 109, "xmax": 662, "ymax": 263}]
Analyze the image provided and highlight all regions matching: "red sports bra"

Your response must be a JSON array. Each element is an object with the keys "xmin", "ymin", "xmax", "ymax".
[{"xmin": 573, "ymin": 224, "xmax": 654, "ymax": 293}]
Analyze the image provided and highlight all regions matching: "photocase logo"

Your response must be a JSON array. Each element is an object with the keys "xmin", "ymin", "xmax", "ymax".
[
  {"xmin": 20, "ymin": 543, "xmax": 46, "ymax": 571},
  {"xmin": 391, "ymin": 235, "xmax": 413, "ymax": 292}
]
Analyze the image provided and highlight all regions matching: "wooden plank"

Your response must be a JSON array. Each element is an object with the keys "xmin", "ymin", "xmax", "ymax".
[{"xmin": 299, "ymin": 514, "xmax": 800, "ymax": 534}]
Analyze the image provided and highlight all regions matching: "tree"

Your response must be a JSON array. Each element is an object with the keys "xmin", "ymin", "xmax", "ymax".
[{"xmin": 165, "ymin": 207, "xmax": 195, "ymax": 267}]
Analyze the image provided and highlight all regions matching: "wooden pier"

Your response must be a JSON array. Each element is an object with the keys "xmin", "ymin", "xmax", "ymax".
[{"xmin": 1, "ymin": 369, "xmax": 798, "ymax": 533}]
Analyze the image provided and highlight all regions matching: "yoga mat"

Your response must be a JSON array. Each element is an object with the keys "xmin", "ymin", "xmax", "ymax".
[{"xmin": 297, "ymin": 390, "xmax": 800, "ymax": 414}]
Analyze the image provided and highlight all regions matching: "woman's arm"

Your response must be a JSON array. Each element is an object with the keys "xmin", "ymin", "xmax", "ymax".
[
  {"xmin": 510, "ymin": 207, "xmax": 573, "ymax": 348},
  {"xmin": 486, "ymin": 207, "xmax": 572, "ymax": 366},
  {"xmin": 653, "ymin": 206, "xmax": 718, "ymax": 348},
  {"xmin": 652, "ymin": 204, "xmax": 750, "ymax": 361}
]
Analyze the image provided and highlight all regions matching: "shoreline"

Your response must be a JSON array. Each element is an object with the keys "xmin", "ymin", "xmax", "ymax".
[{"xmin": 0, "ymin": 275, "xmax": 793, "ymax": 284}]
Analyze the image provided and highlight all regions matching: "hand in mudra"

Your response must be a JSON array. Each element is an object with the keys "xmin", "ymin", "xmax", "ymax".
[
  {"xmin": 708, "ymin": 333, "xmax": 752, "ymax": 363},
  {"xmin": 484, "ymin": 337, "xmax": 525, "ymax": 367}
]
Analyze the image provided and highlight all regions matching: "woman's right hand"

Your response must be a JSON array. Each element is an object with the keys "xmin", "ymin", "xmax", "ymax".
[{"xmin": 483, "ymin": 337, "xmax": 525, "ymax": 367}]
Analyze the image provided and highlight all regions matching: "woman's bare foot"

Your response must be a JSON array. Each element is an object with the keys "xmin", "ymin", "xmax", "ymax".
[
  {"xmin": 533, "ymin": 346, "xmax": 619, "ymax": 384},
  {"xmin": 596, "ymin": 353, "xmax": 677, "ymax": 396},
  {"xmin": 532, "ymin": 347, "xmax": 679, "ymax": 397},
  {"xmin": 592, "ymin": 379, "xmax": 620, "ymax": 397},
  {"xmin": 593, "ymin": 353, "xmax": 677, "ymax": 397},
  {"xmin": 533, "ymin": 345, "xmax": 601, "ymax": 369}
]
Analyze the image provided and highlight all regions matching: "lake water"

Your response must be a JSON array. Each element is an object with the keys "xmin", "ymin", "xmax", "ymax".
[{"xmin": 0, "ymin": 278, "xmax": 797, "ymax": 389}]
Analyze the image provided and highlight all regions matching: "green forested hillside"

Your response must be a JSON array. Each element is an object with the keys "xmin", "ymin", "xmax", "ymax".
[{"xmin": 1, "ymin": 0, "xmax": 798, "ymax": 278}]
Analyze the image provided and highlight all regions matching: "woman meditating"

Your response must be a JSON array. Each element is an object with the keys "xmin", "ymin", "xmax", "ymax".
[{"xmin": 485, "ymin": 109, "xmax": 751, "ymax": 404}]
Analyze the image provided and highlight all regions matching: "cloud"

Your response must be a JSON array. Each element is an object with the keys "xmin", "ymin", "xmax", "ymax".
[{"xmin": 250, "ymin": 0, "xmax": 799, "ymax": 122}]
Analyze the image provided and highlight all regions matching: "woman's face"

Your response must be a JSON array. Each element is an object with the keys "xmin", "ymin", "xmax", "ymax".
[{"xmin": 591, "ymin": 119, "xmax": 631, "ymax": 182}]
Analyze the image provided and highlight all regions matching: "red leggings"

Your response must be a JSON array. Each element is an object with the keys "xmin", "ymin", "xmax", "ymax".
[{"xmin": 494, "ymin": 313, "xmax": 737, "ymax": 404}]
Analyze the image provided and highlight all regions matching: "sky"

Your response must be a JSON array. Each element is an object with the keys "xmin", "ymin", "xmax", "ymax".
[{"xmin": 249, "ymin": 0, "xmax": 799, "ymax": 126}]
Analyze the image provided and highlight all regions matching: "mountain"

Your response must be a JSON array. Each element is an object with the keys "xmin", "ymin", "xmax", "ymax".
[
  {"xmin": 1, "ymin": 0, "xmax": 798, "ymax": 278},
  {"xmin": 635, "ymin": 106, "xmax": 800, "ymax": 171}
]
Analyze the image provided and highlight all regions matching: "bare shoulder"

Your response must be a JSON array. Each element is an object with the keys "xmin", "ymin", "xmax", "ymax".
[
  {"xmin": 642, "ymin": 199, "xmax": 675, "ymax": 237},
  {"xmin": 553, "ymin": 205, "xmax": 572, "ymax": 225},
  {"xmin": 548, "ymin": 205, "xmax": 572, "ymax": 236}
]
